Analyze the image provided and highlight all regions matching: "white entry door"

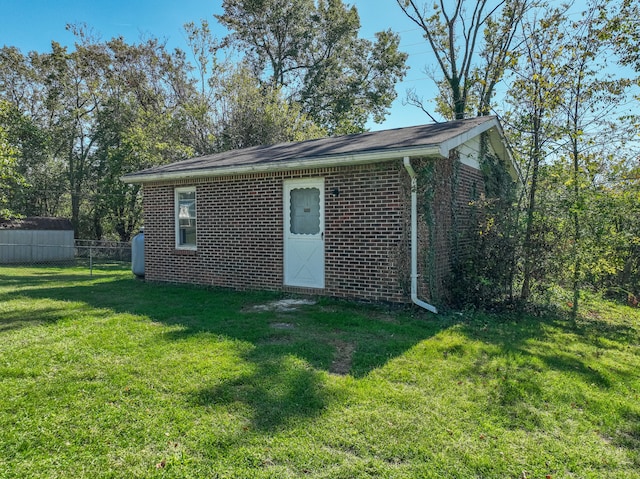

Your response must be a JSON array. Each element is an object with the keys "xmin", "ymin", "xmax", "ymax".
[{"xmin": 284, "ymin": 178, "xmax": 325, "ymax": 288}]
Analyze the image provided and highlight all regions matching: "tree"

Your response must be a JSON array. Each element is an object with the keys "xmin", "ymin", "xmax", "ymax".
[
  {"xmin": 503, "ymin": 5, "xmax": 568, "ymax": 301},
  {"xmin": 214, "ymin": 65, "xmax": 325, "ymax": 151},
  {"xmin": 396, "ymin": 0, "xmax": 529, "ymax": 120},
  {"xmin": 557, "ymin": 3, "xmax": 635, "ymax": 315},
  {"xmin": 86, "ymin": 34, "xmax": 198, "ymax": 241},
  {"xmin": 0, "ymin": 28, "xmax": 203, "ymax": 240},
  {"xmin": 216, "ymin": 0, "xmax": 408, "ymax": 133},
  {"xmin": 604, "ymin": 0, "xmax": 640, "ymax": 72},
  {"xmin": 182, "ymin": 19, "xmax": 223, "ymax": 155},
  {"xmin": 581, "ymin": 163, "xmax": 640, "ymax": 299},
  {"xmin": 0, "ymin": 46, "xmax": 68, "ymax": 218},
  {"xmin": 501, "ymin": 0, "xmax": 638, "ymax": 310},
  {"xmin": 0, "ymin": 101, "xmax": 27, "ymax": 218},
  {"xmin": 26, "ymin": 38, "xmax": 106, "ymax": 237},
  {"xmin": 300, "ymin": 27, "xmax": 407, "ymax": 134},
  {"xmin": 217, "ymin": 0, "xmax": 313, "ymax": 88}
]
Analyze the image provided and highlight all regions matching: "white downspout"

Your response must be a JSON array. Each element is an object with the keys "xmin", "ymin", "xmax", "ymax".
[{"xmin": 403, "ymin": 157, "xmax": 438, "ymax": 314}]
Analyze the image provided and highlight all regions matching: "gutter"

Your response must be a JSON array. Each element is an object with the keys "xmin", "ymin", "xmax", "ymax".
[
  {"xmin": 121, "ymin": 146, "xmax": 441, "ymax": 184},
  {"xmin": 403, "ymin": 157, "xmax": 438, "ymax": 314}
]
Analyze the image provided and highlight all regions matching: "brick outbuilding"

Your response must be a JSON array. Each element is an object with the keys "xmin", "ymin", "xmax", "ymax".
[{"xmin": 122, "ymin": 116, "xmax": 517, "ymax": 312}]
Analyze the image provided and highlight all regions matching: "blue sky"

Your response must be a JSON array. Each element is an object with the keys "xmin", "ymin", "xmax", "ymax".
[{"xmin": 0, "ymin": 0, "xmax": 438, "ymax": 130}]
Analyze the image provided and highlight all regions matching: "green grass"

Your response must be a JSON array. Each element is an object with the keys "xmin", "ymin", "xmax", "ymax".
[{"xmin": 1, "ymin": 265, "xmax": 639, "ymax": 478}]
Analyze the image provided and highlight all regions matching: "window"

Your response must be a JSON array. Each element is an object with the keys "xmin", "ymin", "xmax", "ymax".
[
  {"xmin": 175, "ymin": 187, "xmax": 196, "ymax": 249},
  {"xmin": 289, "ymin": 187, "xmax": 321, "ymax": 235}
]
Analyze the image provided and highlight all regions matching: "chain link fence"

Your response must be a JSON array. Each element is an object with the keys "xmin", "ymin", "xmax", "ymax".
[{"xmin": 0, "ymin": 239, "xmax": 132, "ymax": 275}]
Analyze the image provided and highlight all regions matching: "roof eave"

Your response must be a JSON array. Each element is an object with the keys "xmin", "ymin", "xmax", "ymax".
[
  {"xmin": 121, "ymin": 145, "xmax": 443, "ymax": 184},
  {"xmin": 436, "ymin": 117, "xmax": 492, "ymax": 156},
  {"xmin": 437, "ymin": 117, "xmax": 520, "ymax": 183},
  {"xmin": 487, "ymin": 123, "xmax": 522, "ymax": 183}
]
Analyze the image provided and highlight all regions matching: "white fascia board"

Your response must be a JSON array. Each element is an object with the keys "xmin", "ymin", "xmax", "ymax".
[
  {"xmin": 121, "ymin": 145, "xmax": 442, "ymax": 184},
  {"xmin": 437, "ymin": 118, "xmax": 500, "ymax": 158},
  {"xmin": 436, "ymin": 117, "xmax": 521, "ymax": 183}
]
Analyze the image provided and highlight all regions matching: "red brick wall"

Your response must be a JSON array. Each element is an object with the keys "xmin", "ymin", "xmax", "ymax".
[
  {"xmin": 142, "ymin": 162, "xmax": 410, "ymax": 302},
  {"xmin": 323, "ymin": 163, "xmax": 408, "ymax": 302},
  {"xmin": 414, "ymin": 156, "xmax": 485, "ymax": 304},
  {"xmin": 141, "ymin": 157, "xmax": 484, "ymax": 305}
]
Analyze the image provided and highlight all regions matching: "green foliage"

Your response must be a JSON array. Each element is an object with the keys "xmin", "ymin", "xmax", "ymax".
[
  {"xmin": 0, "ymin": 101, "xmax": 28, "ymax": 218},
  {"xmin": 450, "ymin": 146, "xmax": 519, "ymax": 309},
  {"xmin": 415, "ymin": 147, "xmax": 519, "ymax": 309},
  {"xmin": 540, "ymin": 158, "xmax": 640, "ymax": 303},
  {"xmin": 0, "ymin": 1, "xmax": 408, "ymax": 240},
  {"xmin": 217, "ymin": 0, "xmax": 408, "ymax": 133},
  {"xmin": 215, "ymin": 65, "xmax": 326, "ymax": 151},
  {"xmin": 584, "ymin": 181, "xmax": 640, "ymax": 298},
  {"xmin": 0, "ymin": 124, "xmax": 21, "ymax": 217},
  {"xmin": 396, "ymin": 0, "xmax": 529, "ymax": 120},
  {"xmin": 601, "ymin": 0, "xmax": 640, "ymax": 72},
  {"xmin": 0, "ymin": 47, "xmax": 67, "ymax": 218},
  {"xmin": 501, "ymin": 5, "xmax": 570, "ymax": 302},
  {"xmin": 1, "ymin": 17, "xmax": 341, "ymax": 240},
  {"xmin": 498, "ymin": 1, "xmax": 640, "ymax": 312},
  {"xmin": 0, "ymin": 30, "xmax": 201, "ymax": 240}
]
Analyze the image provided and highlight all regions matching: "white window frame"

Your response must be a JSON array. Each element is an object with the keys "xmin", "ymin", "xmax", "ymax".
[{"xmin": 175, "ymin": 186, "xmax": 197, "ymax": 250}]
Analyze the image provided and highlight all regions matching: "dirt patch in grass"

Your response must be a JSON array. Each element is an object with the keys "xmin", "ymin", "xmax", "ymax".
[
  {"xmin": 250, "ymin": 299, "xmax": 316, "ymax": 313},
  {"xmin": 330, "ymin": 340, "xmax": 355, "ymax": 375},
  {"xmin": 261, "ymin": 335, "xmax": 292, "ymax": 345},
  {"xmin": 269, "ymin": 322, "xmax": 295, "ymax": 330},
  {"xmin": 368, "ymin": 311, "xmax": 401, "ymax": 324}
]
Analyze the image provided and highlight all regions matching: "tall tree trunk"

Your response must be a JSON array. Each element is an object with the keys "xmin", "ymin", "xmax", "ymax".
[
  {"xmin": 68, "ymin": 140, "xmax": 81, "ymax": 238},
  {"xmin": 571, "ymin": 135, "xmax": 581, "ymax": 318},
  {"xmin": 521, "ymin": 109, "xmax": 542, "ymax": 301},
  {"xmin": 570, "ymin": 76, "xmax": 583, "ymax": 319}
]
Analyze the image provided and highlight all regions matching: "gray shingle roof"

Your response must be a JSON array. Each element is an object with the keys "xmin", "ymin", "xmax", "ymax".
[
  {"xmin": 123, "ymin": 116, "xmax": 501, "ymax": 182},
  {"xmin": 0, "ymin": 217, "xmax": 74, "ymax": 231}
]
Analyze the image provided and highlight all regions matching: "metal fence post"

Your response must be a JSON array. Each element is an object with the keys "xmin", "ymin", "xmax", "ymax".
[{"xmin": 89, "ymin": 246, "xmax": 93, "ymax": 277}]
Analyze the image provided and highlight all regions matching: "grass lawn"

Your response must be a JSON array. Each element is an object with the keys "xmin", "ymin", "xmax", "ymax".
[{"xmin": 0, "ymin": 265, "xmax": 639, "ymax": 478}]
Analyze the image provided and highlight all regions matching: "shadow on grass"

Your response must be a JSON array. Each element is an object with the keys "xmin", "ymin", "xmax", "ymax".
[
  {"xmin": 0, "ymin": 270, "xmax": 448, "ymax": 431},
  {"xmin": 0, "ymin": 272, "xmax": 94, "ymax": 288},
  {"xmin": 455, "ymin": 309, "xmax": 639, "ymax": 434},
  {"xmin": 0, "ymin": 301, "xmax": 95, "ymax": 333},
  {"xmin": 192, "ymin": 355, "xmax": 333, "ymax": 431},
  {"xmin": 5, "ymin": 269, "xmax": 638, "ymax": 438},
  {"xmin": 464, "ymin": 310, "xmax": 634, "ymax": 380},
  {"xmin": 615, "ymin": 410, "xmax": 640, "ymax": 466}
]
